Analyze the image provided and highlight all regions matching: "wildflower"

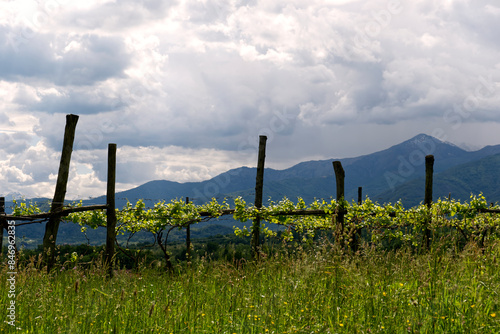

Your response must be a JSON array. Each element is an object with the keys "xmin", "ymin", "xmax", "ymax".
[
  {"xmin": 491, "ymin": 313, "xmax": 496, "ymax": 318},
  {"xmin": 339, "ymin": 323, "xmax": 344, "ymax": 327}
]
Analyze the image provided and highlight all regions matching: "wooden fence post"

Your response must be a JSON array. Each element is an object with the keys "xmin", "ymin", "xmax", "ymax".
[
  {"xmin": 186, "ymin": 197, "xmax": 191, "ymax": 264},
  {"xmin": 333, "ymin": 161, "xmax": 345, "ymax": 248},
  {"xmin": 358, "ymin": 187, "xmax": 362, "ymax": 205},
  {"xmin": 105, "ymin": 143, "xmax": 117, "ymax": 278},
  {"xmin": 252, "ymin": 135, "xmax": 267, "ymax": 260},
  {"xmin": 43, "ymin": 114, "xmax": 79, "ymax": 270},
  {"xmin": 423, "ymin": 155, "xmax": 434, "ymax": 250}
]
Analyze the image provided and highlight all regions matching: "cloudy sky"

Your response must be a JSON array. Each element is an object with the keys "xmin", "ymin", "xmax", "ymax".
[{"xmin": 1, "ymin": 0, "xmax": 500, "ymax": 199}]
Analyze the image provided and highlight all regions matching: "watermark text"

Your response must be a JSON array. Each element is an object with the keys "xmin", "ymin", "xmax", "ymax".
[{"xmin": 6, "ymin": 220, "xmax": 17, "ymax": 327}]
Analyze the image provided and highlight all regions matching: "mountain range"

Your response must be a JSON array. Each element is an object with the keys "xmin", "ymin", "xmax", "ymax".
[
  {"xmin": 5, "ymin": 133, "xmax": 500, "ymax": 247},
  {"xmin": 81, "ymin": 133, "xmax": 500, "ymax": 208}
]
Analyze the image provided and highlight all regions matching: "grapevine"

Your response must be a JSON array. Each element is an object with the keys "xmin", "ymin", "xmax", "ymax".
[{"xmin": 8, "ymin": 193, "xmax": 500, "ymax": 252}]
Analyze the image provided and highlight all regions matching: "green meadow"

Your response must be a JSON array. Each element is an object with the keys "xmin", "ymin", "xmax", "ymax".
[{"xmin": 2, "ymin": 240, "xmax": 500, "ymax": 333}]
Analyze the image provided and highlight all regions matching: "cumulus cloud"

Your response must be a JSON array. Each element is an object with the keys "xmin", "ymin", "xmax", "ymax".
[{"xmin": 0, "ymin": 29, "xmax": 130, "ymax": 85}]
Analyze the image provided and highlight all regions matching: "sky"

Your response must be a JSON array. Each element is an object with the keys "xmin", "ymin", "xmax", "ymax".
[{"xmin": 1, "ymin": 0, "xmax": 500, "ymax": 200}]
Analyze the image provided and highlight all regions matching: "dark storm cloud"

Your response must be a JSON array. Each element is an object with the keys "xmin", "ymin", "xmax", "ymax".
[{"xmin": 106, "ymin": 49, "xmax": 304, "ymax": 151}]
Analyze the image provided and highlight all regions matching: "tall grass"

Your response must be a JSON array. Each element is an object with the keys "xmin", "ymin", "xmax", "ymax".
[{"xmin": 2, "ymin": 240, "xmax": 500, "ymax": 333}]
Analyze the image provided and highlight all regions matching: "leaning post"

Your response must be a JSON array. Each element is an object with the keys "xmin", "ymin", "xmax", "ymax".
[
  {"xmin": 105, "ymin": 143, "xmax": 117, "ymax": 278},
  {"xmin": 252, "ymin": 135, "xmax": 267, "ymax": 260},
  {"xmin": 42, "ymin": 114, "xmax": 79, "ymax": 270}
]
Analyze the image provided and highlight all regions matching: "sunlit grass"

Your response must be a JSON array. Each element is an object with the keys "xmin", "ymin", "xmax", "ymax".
[{"xmin": 2, "ymin": 241, "xmax": 500, "ymax": 333}]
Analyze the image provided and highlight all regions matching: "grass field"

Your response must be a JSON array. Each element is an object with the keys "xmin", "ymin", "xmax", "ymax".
[{"xmin": 2, "ymin": 240, "xmax": 500, "ymax": 333}]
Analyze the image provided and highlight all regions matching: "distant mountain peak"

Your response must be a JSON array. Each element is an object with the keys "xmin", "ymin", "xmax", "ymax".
[
  {"xmin": 397, "ymin": 133, "xmax": 467, "ymax": 153},
  {"xmin": 407, "ymin": 133, "xmax": 440, "ymax": 144},
  {"xmin": 389, "ymin": 133, "xmax": 438, "ymax": 152}
]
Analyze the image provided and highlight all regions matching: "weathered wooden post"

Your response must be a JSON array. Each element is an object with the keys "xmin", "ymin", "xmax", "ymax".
[
  {"xmin": 423, "ymin": 155, "xmax": 434, "ymax": 250},
  {"xmin": 43, "ymin": 114, "xmax": 79, "ymax": 270},
  {"xmin": 252, "ymin": 135, "xmax": 267, "ymax": 260},
  {"xmin": 186, "ymin": 197, "xmax": 191, "ymax": 264},
  {"xmin": 358, "ymin": 187, "xmax": 362, "ymax": 205},
  {"xmin": 333, "ymin": 161, "xmax": 345, "ymax": 248},
  {"xmin": 105, "ymin": 143, "xmax": 117, "ymax": 278}
]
